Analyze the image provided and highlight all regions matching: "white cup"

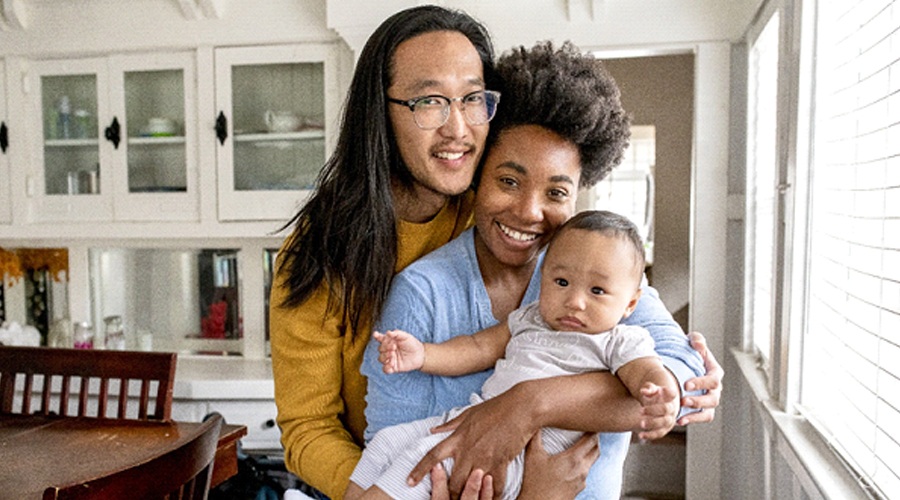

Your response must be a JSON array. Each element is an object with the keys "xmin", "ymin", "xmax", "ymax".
[
  {"xmin": 264, "ymin": 110, "xmax": 302, "ymax": 132},
  {"xmin": 146, "ymin": 117, "xmax": 177, "ymax": 135}
]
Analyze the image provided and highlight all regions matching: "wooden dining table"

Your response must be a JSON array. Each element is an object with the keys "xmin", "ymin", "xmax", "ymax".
[{"xmin": 0, "ymin": 414, "xmax": 247, "ymax": 499}]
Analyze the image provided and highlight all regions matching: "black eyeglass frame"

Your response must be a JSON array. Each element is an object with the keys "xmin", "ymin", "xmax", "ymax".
[{"xmin": 386, "ymin": 90, "xmax": 501, "ymax": 130}]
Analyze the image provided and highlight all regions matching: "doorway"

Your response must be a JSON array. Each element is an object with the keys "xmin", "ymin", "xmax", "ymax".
[{"xmin": 591, "ymin": 52, "xmax": 695, "ymax": 500}]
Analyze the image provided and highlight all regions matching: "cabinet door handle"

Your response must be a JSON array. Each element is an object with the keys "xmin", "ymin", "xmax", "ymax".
[
  {"xmin": 104, "ymin": 117, "xmax": 121, "ymax": 149},
  {"xmin": 215, "ymin": 111, "xmax": 228, "ymax": 145},
  {"xmin": 0, "ymin": 121, "xmax": 8, "ymax": 153}
]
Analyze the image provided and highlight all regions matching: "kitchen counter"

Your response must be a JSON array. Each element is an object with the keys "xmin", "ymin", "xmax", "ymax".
[
  {"xmin": 173, "ymin": 356, "xmax": 274, "ymax": 400},
  {"xmin": 171, "ymin": 356, "xmax": 280, "ymax": 451}
]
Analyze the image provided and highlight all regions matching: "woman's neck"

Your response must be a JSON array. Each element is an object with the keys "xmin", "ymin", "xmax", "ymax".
[{"xmin": 473, "ymin": 230, "xmax": 539, "ymax": 321}]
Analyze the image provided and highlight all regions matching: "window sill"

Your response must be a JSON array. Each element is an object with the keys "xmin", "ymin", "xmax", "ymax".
[{"xmin": 730, "ymin": 348, "xmax": 868, "ymax": 499}]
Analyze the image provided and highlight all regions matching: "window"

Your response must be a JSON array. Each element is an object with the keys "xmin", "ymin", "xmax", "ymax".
[
  {"xmin": 745, "ymin": 12, "xmax": 781, "ymax": 364},
  {"xmin": 582, "ymin": 125, "xmax": 656, "ymax": 263},
  {"xmin": 742, "ymin": 0, "xmax": 900, "ymax": 496},
  {"xmin": 796, "ymin": 1, "xmax": 900, "ymax": 498}
]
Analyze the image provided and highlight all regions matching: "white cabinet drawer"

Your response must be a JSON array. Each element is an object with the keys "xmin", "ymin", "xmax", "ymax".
[{"xmin": 207, "ymin": 400, "xmax": 281, "ymax": 451}]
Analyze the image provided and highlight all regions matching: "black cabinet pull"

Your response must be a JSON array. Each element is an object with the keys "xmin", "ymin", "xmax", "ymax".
[
  {"xmin": 215, "ymin": 111, "xmax": 228, "ymax": 145},
  {"xmin": 104, "ymin": 117, "xmax": 121, "ymax": 149},
  {"xmin": 0, "ymin": 121, "xmax": 8, "ymax": 153}
]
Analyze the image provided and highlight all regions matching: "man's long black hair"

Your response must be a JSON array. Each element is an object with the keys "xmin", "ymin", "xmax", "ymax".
[{"xmin": 277, "ymin": 6, "xmax": 497, "ymax": 338}]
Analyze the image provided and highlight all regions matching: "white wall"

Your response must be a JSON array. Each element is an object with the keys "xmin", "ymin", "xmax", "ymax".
[
  {"xmin": 327, "ymin": 0, "xmax": 761, "ymax": 53},
  {"xmin": 0, "ymin": 0, "xmax": 335, "ymax": 56}
]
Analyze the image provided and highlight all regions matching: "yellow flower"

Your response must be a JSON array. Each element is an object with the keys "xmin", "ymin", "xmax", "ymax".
[{"xmin": 0, "ymin": 248, "xmax": 69, "ymax": 286}]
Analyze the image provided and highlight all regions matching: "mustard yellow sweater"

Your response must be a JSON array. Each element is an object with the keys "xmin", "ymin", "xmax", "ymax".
[{"xmin": 270, "ymin": 193, "xmax": 474, "ymax": 500}]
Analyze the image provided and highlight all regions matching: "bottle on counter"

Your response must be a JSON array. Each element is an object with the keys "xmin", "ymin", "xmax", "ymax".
[
  {"xmin": 137, "ymin": 329, "xmax": 153, "ymax": 351},
  {"xmin": 47, "ymin": 318, "xmax": 73, "ymax": 348},
  {"xmin": 104, "ymin": 315, "xmax": 125, "ymax": 350},
  {"xmin": 73, "ymin": 321, "xmax": 94, "ymax": 349}
]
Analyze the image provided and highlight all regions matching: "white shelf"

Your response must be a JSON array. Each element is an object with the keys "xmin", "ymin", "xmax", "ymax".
[
  {"xmin": 128, "ymin": 136, "xmax": 186, "ymax": 145},
  {"xmin": 234, "ymin": 129, "xmax": 324, "ymax": 142},
  {"xmin": 44, "ymin": 138, "xmax": 98, "ymax": 147}
]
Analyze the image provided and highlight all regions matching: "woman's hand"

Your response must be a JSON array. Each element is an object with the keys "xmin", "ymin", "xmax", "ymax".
[
  {"xmin": 408, "ymin": 387, "xmax": 538, "ymax": 498},
  {"xmin": 431, "ymin": 464, "xmax": 493, "ymax": 500},
  {"xmin": 519, "ymin": 431, "xmax": 598, "ymax": 499},
  {"xmin": 677, "ymin": 332, "xmax": 724, "ymax": 425}
]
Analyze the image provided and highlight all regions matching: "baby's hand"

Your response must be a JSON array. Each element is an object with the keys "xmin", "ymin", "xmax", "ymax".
[
  {"xmin": 636, "ymin": 382, "xmax": 679, "ymax": 441},
  {"xmin": 373, "ymin": 329, "xmax": 425, "ymax": 374}
]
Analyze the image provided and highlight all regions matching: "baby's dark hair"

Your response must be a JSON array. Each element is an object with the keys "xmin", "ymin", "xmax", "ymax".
[
  {"xmin": 548, "ymin": 210, "xmax": 646, "ymax": 284},
  {"xmin": 489, "ymin": 41, "xmax": 631, "ymax": 188}
]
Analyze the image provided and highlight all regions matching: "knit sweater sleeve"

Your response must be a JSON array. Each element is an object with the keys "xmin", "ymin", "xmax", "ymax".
[{"xmin": 270, "ymin": 263, "xmax": 362, "ymax": 500}]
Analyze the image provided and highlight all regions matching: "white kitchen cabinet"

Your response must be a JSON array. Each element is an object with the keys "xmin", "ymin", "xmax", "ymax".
[
  {"xmin": 170, "ymin": 399, "xmax": 281, "ymax": 451},
  {"xmin": 0, "ymin": 60, "xmax": 11, "ymax": 225},
  {"xmin": 25, "ymin": 52, "xmax": 199, "ymax": 222},
  {"xmin": 213, "ymin": 44, "xmax": 339, "ymax": 221},
  {"xmin": 205, "ymin": 400, "xmax": 281, "ymax": 451}
]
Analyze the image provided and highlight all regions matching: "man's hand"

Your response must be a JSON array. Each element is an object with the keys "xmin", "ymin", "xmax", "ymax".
[
  {"xmin": 519, "ymin": 431, "xmax": 598, "ymax": 499},
  {"xmin": 677, "ymin": 332, "xmax": 724, "ymax": 425},
  {"xmin": 374, "ymin": 329, "xmax": 425, "ymax": 374}
]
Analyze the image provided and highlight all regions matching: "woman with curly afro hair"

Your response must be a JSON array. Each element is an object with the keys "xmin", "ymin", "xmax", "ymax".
[{"xmin": 357, "ymin": 41, "xmax": 717, "ymax": 500}]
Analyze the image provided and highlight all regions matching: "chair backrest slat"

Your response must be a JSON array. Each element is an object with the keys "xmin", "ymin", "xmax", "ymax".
[
  {"xmin": 22, "ymin": 373, "xmax": 34, "ymax": 414},
  {"xmin": 78, "ymin": 377, "xmax": 89, "ymax": 417},
  {"xmin": 138, "ymin": 380, "xmax": 151, "ymax": 420},
  {"xmin": 0, "ymin": 346, "xmax": 176, "ymax": 421},
  {"xmin": 0, "ymin": 372, "xmax": 13, "ymax": 412},
  {"xmin": 97, "ymin": 378, "xmax": 109, "ymax": 417},
  {"xmin": 59, "ymin": 376, "xmax": 71, "ymax": 416},
  {"xmin": 117, "ymin": 378, "xmax": 128, "ymax": 419},
  {"xmin": 41, "ymin": 375, "xmax": 52, "ymax": 415}
]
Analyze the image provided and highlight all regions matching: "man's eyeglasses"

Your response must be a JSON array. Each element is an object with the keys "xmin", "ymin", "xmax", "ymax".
[{"xmin": 387, "ymin": 90, "xmax": 501, "ymax": 130}]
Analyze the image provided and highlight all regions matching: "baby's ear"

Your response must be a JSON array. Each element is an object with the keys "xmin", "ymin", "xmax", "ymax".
[{"xmin": 622, "ymin": 288, "xmax": 643, "ymax": 318}]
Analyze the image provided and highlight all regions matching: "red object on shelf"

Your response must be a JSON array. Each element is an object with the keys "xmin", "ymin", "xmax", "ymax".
[{"xmin": 200, "ymin": 300, "xmax": 227, "ymax": 339}]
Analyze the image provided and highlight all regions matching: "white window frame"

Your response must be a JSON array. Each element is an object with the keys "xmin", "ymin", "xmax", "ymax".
[
  {"xmin": 740, "ymin": 0, "xmax": 900, "ymax": 497},
  {"xmin": 744, "ymin": 8, "xmax": 782, "ymax": 373}
]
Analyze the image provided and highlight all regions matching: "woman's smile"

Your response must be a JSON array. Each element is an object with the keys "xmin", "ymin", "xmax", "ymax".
[{"xmin": 497, "ymin": 222, "xmax": 540, "ymax": 242}]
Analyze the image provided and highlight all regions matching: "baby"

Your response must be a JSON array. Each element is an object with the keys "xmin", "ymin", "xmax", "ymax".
[{"xmin": 348, "ymin": 210, "xmax": 679, "ymax": 499}]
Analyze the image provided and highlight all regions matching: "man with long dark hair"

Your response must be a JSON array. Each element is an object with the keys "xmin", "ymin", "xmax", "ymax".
[{"xmin": 270, "ymin": 6, "xmax": 500, "ymax": 499}]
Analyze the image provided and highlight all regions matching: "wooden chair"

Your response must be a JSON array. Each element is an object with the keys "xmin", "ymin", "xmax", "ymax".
[
  {"xmin": 43, "ymin": 414, "xmax": 223, "ymax": 500},
  {"xmin": 0, "ymin": 346, "xmax": 176, "ymax": 420}
]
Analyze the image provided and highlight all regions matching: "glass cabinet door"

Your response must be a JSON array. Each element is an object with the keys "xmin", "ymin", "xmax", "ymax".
[
  {"xmin": 28, "ymin": 54, "xmax": 198, "ymax": 222},
  {"xmin": 30, "ymin": 57, "xmax": 112, "ymax": 221},
  {"xmin": 214, "ymin": 44, "xmax": 338, "ymax": 221},
  {"xmin": 42, "ymin": 74, "xmax": 101, "ymax": 195},
  {"xmin": 108, "ymin": 52, "xmax": 199, "ymax": 221},
  {"xmin": 0, "ymin": 60, "xmax": 10, "ymax": 224}
]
